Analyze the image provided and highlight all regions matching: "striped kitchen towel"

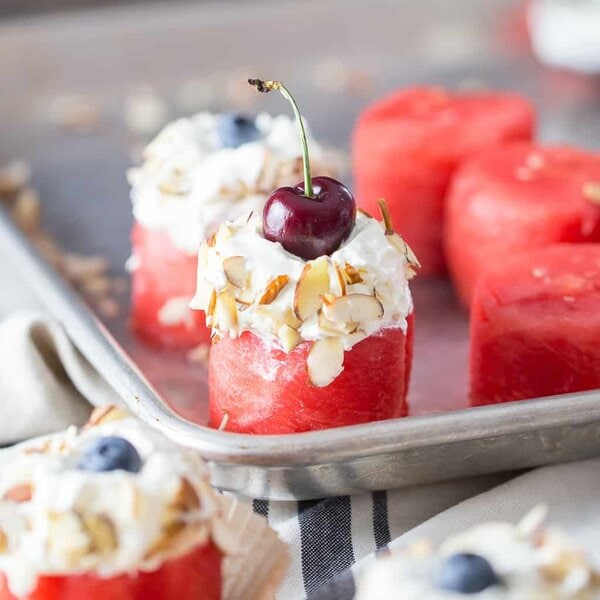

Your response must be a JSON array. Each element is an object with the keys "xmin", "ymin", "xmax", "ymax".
[
  {"xmin": 250, "ymin": 472, "xmax": 511, "ymax": 599},
  {"xmin": 257, "ymin": 458, "xmax": 600, "ymax": 599}
]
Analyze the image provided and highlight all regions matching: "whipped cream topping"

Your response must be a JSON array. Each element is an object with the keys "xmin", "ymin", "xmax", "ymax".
[
  {"xmin": 190, "ymin": 211, "xmax": 416, "ymax": 386},
  {"xmin": 128, "ymin": 111, "xmax": 341, "ymax": 255},
  {"xmin": 0, "ymin": 409, "xmax": 234, "ymax": 597},
  {"xmin": 356, "ymin": 507, "xmax": 600, "ymax": 599}
]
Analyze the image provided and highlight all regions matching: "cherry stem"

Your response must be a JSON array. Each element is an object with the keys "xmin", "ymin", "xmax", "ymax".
[{"xmin": 248, "ymin": 78, "xmax": 314, "ymax": 199}]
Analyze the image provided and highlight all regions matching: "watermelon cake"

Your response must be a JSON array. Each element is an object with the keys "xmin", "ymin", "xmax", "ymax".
[
  {"xmin": 0, "ymin": 407, "xmax": 236, "ymax": 600},
  {"xmin": 470, "ymin": 244, "xmax": 600, "ymax": 406},
  {"xmin": 352, "ymin": 86, "xmax": 534, "ymax": 276},
  {"xmin": 190, "ymin": 79, "xmax": 418, "ymax": 434},
  {"xmin": 128, "ymin": 111, "xmax": 340, "ymax": 351},
  {"xmin": 446, "ymin": 143, "xmax": 600, "ymax": 307}
]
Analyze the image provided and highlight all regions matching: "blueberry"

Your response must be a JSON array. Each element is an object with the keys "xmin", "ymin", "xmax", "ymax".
[
  {"xmin": 78, "ymin": 436, "xmax": 142, "ymax": 473},
  {"xmin": 436, "ymin": 553, "xmax": 500, "ymax": 594},
  {"xmin": 217, "ymin": 113, "xmax": 260, "ymax": 148}
]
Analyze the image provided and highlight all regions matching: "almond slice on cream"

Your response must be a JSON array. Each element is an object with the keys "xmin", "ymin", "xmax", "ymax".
[
  {"xmin": 278, "ymin": 324, "xmax": 301, "ymax": 352},
  {"xmin": 190, "ymin": 279, "xmax": 214, "ymax": 311},
  {"xmin": 213, "ymin": 290, "xmax": 237, "ymax": 331},
  {"xmin": 343, "ymin": 262, "xmax": 364, "ymax": 285},
  {"xmin": 294, "ymin": 256, "xmax": 331, "ymax": 320},
  {"xmin": 317, "ymin": 311, "xmax": 355, "ymax": 336},
  {"xmin": 307, "ymin": 338, "xmax": 344, "ymax": 387},
  {"xmin": 222, "ymin": 256, "xmax": 248, "ymax": 288},
  {"xmin": 332, "ymin": 261, "xmax": 346, "ymax": 296},
  {"xmin": 321, "ymin": 293, "xmax": 384, "ymax": 328},
  {"xmin": 258, "ymin": 275, "xmax": 290, "ymax": 305}
]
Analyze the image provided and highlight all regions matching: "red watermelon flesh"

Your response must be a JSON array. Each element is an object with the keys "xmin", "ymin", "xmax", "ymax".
[
  {"xmin": 208, "ymin": 318, "xmax": 413, "ymax": 434},
  {"xmin": 130, "ymin": 223, "xmax": 211, "ymax": 351},
  {"xmin": 470, "ymin": 244, "xmax": 600, "ymax": 406},
  {"xmin": 0, "ymin": 541, "xmax": 222, "ymax": 600},
  {"xmin": 352, "ymin": 87, "xmax": 534, "ymax": 276},
  {"xmin": 446, "ymin": 143, "xmax": 600, "ymax": 308}
]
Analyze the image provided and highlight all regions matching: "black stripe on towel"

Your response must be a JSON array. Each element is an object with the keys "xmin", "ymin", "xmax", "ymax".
[
  {"xmin": 252, "ymin": 499, "xmax": 269, "ymax": 518},
  {"xmin": 372, "ymin": 490, "xmax": 391, "ymax": 551},
  {"xmin": 299, "ymin": 497, "xmax": 355, "ymax": 596},
  {"xmin": 308, "ymin": 569, "xmax": 356, "ymax": 600}
]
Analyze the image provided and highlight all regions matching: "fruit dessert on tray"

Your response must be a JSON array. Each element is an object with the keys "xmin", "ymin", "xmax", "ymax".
[
  {"xmin": 470, "ymin": 244, "xmax": 600, "ymax": 406},
  {"xmin": 128, "ymin": 109, "xmax": 340, "ymax": 351},
  {"xmin": 0, "ymin": 406, "xmax": 237, "ymax": 600},
  {"xmin": 191, "ymin": 79, "xmax": 419, "ymax": 434},
  {"xmin": 355, "ymin": 506, "xmax": 600, "ymax": 599},
  {"xmin": 446, "ymin": 143, "xmax": 600, "ymax": 307},
  {"xmin": 352, "ymin": 86, "xmax": 535, "ymax": 276}
]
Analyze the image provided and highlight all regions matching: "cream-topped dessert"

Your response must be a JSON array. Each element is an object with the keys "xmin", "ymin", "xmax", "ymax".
[
  {"xmin": 0, "ymin": 407, "xmax": 235, "ymax": 599},
  {"xmin": 356, "ymin": 507, "xmax": 600, "ymax": 599},
  {"xmin": 188, "ymin": 78, "xmax": 417, "ymax": 434},
  {"xmin": 128, "ymin": 111, "xmax": 340, "ymax": 255},
  {"xmin": 128, "ymin": 110, "xmax": 341, "ymax": 352},
  {"xmin": 191, "ymin": 210, "xmax": 416, "ymax": 387}
]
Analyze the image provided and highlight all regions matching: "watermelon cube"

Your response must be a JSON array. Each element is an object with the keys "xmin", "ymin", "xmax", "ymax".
[
  {"xmin": 446, "ymin": 143, "xmax": 600, "ymax": 307},
  {"xmin": 470, "ymin": 244, "xmax": 600, "ymax": 406},
  {"xmin": 208, "ymin": 318, "xmax": 413, "ymax": 434},
  {"xmin": 352, "ymin": 87, "xmax": 534, "ymax": 276},
  {"xmin": 130, "ymin": 223, "xmax": 211, "ymax": 351}
]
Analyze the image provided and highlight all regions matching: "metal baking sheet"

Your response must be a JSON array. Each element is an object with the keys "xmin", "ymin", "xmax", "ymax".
[{"xmin": 2, "ymin": 0, "xmax": 600, "ymax": 500}]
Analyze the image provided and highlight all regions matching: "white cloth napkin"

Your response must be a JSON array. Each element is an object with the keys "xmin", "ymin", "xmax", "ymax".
[{"xmin": 0, "ymin": 311, "xmax": 115, "ymax": 444}]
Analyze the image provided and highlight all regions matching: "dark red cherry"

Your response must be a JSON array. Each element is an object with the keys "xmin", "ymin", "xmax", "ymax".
[
  {"xmin": 249, "ymin": 78, "xmax": 357, "ymax": 260},
  {"xmin": 263, "ymin": 176, "xmax": 356, "ymax": 260}
]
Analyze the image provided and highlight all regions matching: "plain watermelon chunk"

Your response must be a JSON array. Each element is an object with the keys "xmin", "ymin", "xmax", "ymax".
[
  {"xmin": 208, "ymin": 318, "xmax": 413, "ymax": 434},
  {"xmin": 352, "ymin": 87, "xmax": 534, "ymax": 276},
  {"xmin": 130, "ymin": 223, "xmax": 211, "ymax": 351},
  {"xmin": 446, "ymin": 143, "xmax": 600, "ymax": 307},
  {"xmin": 470, "ymin": 244, "xmax": 600, "ymax": 406}
]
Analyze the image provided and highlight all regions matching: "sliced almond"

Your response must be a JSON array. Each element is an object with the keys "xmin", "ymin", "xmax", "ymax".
[
  {"xmin": 216, "ymin": 222, "xmax": 233, "ymax": 241},
  {"xmin": 378, "ymin": 198, "xmax": 394, "ymax": 235},
  {"xmin": 343, "ymin": 262, "xmax": 364, "ymax": 285},
  {"xmin": 197, "ymin": 240, "xmax": 209, "ymax": 270},
  {"xmin": 83, "ymin": 405, "xmax": 128, "ymax": 430},
  {"xmin": 317, "ymin": 311, "xmax": 356, "ymax": 336},
  {"xmin": 172, "ymin": 478, "xmax": 200, "ymax": 512},
  {"xmin": 307, "ymin": 338, "xmax": 344, "ymax": 387},
  {"xmin": 259, "ymin": 275, "xmax": 290, "ymax": 305},
  {"xmin": 206, "ymin": 288, "xmax": 217, "ymax": 317},
  {"xmin": 189, "ymin": 279, "xmax": 214, "ymax": 312},
  {"xmin": 0, "ymin": 529, "xmax": 7, "ymax": 554},
  {"xmin": 3, "ymin": 484, "xmax": 33, "ymax": 503},
  {"xmin": 213, "ymin": 290, "xmax": 237, "ymax": 331},
  {"xmin": 322, "ymin": 293, "xmax": 384, "ymax": 328},
  {"xmin": 222, "ymin": 256, "xmax": 248, "ymax": 288},
  {"xmin": 278, "ymin": 324, "xmax": 301, "ymax": 352},
  {"xmin": 281, "ymin": 307, "xmax": 302, "ymax": 330},
  {"xmin": 293, "ymin": 256, "xmax": 331, "ymax": 320},
  {"xmin": 332, "ymin": 262, "xmax": 346, "ymax": 296},
  {"xmin": 236, "ymin": 286, "xmax": 256, "ymax": 306},
  {"xmin": 388, "ymin": 232, "xmax": 421, "ymax": 269},
  {"xmin": 583, "ymin": 181, "xmax": 600, "ymax": 205},
  {"xmin": 81, "ymin": 514, "xmax": 118, "ymax": 555}
]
